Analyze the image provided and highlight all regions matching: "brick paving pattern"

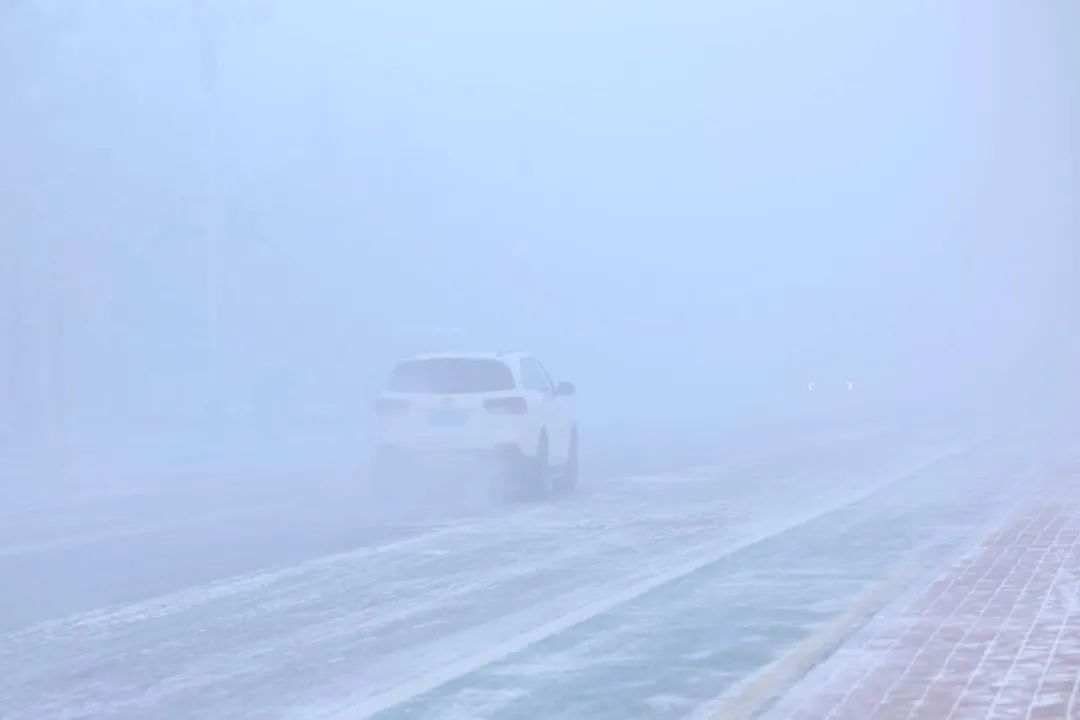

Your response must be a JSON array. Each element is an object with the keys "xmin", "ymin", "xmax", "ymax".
[{"xmin": 767, "ymin": 503, "xmax": 1080, "ymax": 719}]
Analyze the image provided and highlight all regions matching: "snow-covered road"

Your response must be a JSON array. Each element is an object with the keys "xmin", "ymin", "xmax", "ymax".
[{"xmin": 1, "ymin": 425, "xmax": 1024, "ymax": 719}]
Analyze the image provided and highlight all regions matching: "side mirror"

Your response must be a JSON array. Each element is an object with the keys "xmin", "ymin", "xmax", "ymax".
[{"xmin": 555, "ymin": 381, "xmax": 576, "ymax": 397}]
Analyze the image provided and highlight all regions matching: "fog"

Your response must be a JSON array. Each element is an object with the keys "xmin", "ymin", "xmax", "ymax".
[
  {"xmin": 2, "ymin": 2, "xmax": 1079, "ymax": 717},
  {"xmin": 4, "ymin": 0, "xmax": 1076, "ymax": 477}
]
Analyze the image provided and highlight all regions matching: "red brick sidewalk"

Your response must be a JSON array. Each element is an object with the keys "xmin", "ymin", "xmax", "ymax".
[{"xmin": 766, "ymin": 503, "xmax": 1080, "ymax": 719}]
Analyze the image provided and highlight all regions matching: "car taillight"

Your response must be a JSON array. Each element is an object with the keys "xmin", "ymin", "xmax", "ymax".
[
  {"xmin": 484, "ymin": 397, "xmax": 528, "ymax": 415},
  {"xmin": 375, "ymin": 398, "xmax": 410, "ymax": 415}
]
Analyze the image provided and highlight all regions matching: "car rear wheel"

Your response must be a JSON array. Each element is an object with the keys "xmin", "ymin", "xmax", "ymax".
[
  {"xmin": 524, "ymin": 434, "xmax": 553, "ymax": 500},
  {"xmin": 555, "ymin": 430, "xmax": 578, "ymax": 495}
]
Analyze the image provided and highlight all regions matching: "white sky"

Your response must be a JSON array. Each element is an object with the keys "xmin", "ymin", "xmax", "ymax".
[{"xmin": 2, "ymin": 0, "xmax": 1077, "ymax": 445}]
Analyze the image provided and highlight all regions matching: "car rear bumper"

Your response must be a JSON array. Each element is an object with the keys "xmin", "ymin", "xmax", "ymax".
[
  {"xmin": 374, "ymin": 425, "xmax": 536, "ymax": 455},
  {"xmin": 375, "ymin": 442, "xmax": 530, "ymax": 464}
]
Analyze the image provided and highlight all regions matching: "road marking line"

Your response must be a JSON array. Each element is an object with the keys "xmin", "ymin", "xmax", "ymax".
[
  {"xmin": 697, "ymin": 562, "xmax": 920, "ymax": 720},
  {"xmin": 318, "ymin": 442, "xmax": 977, "ymax": 719}
]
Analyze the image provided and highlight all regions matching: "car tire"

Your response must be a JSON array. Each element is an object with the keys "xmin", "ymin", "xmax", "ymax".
[
  {"xmin": 487, "ymin": 454, "xmax": 514, "ymax": 504},
  {"xmin": 525, "ymin": 434, "xmax": 553, "ymax": 500},
  {"xmin": 555, "ymin": 430, "xmax": 578, "ymax": 495}
]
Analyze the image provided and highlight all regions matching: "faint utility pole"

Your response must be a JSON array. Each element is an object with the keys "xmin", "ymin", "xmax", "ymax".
[
  {"xmin": 52, "ymin": 235, "xmax": 69, "ymax": 481},
  {"xmin": 8, "ymin": 205, "xmax": 69, "ymax": 474},
  {"xmin": 188, "ymin": 0, "xmax": 274, "ymax": 431},
  {"xmin": 2, "ymin": 212, "xmax": 20, "ymax": 450},
  {"xmin": 190, "ymin": 0, "xmax": 225, "ymax": 428}
]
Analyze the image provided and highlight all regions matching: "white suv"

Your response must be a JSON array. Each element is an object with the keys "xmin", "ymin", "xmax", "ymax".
[{"xmin": 372, "ymin": 352, "xmax": 577, "ymax": 498}]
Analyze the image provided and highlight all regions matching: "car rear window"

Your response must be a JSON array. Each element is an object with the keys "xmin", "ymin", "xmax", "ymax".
[{"xmin": 387, "ymin": 359, "xmax": 516, "ymax": 394}]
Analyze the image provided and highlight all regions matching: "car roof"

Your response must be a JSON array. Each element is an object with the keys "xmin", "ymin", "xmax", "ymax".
[{"xmin": 403, "ymin": 352, "xmax": 527, "ymax": 362}]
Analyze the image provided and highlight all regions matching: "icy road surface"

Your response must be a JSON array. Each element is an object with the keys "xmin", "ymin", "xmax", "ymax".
[{"xmin": 0, "ymin": 426, "xmax": 1029, "ymax": 719}]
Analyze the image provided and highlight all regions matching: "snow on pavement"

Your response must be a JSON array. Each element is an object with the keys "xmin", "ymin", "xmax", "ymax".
[
  {"xmin": 374, "ymin": 439, "xmax": 1029, "ymax": 720},
  {"xmin": 1, "ymin": 428, "xmax": 976, "ymax": 719},
  {"xmin": 760, "ymin": 450, "xmax": 1080, "ymax": 720}
]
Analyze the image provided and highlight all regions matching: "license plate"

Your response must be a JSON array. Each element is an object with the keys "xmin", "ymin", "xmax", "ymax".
[{"xmin": 429, "ymin": 409, "xmax": 468, "ymax": 426}]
